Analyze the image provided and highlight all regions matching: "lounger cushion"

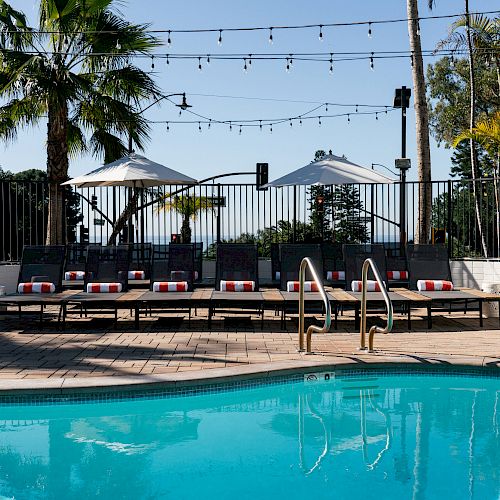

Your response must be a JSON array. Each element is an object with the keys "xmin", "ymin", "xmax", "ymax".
[
  {"xmin": 18, "ymin": 282, "xmax": 55, "ymax": 294},
  {"xmin": 65, "ymin": 271, "xmax": 85, "ymax": 281},
  {"xmin": 327, "ymin": 271, "xmax": 345, "ymax": 281},
  {"xmin": 387, "ymin": 270, "xmax": 408, "ymax": 280},
  {"xmin": 287, "ymin": 281, "xmax": 319, "ymax": 292},
  {"xmin": 128, "ymin": 270, "xmax": 145, "ymax": 280},
  {"xmin": 86, "ymin": 283, "xmax": 123, "ymax": 293},
  {"xmin": 153, "ymin": 281, "xmax": 188, "ymax": 292},
  {"xmin": 351, "ymin": 280, "xmax": 381, "ymax": 292},
  {"xmin": 417, "ymin": 280, "xmax": 454, "ymax": 291},
  {"xmin": 220, "ymin": 280, "xmax": 255, "ymax": 292}
]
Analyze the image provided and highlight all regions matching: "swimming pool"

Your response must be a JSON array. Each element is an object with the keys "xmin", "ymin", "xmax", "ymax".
[{"xmin": 0, "ymin": 370, "xmax": 498, "ymax": 499}]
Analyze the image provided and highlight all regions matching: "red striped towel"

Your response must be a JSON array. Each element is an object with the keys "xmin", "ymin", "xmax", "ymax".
[
  {"xmin": 417, "ymin": 280, "xmax": 454, "ymax": 291},
  {"xmin": 65, "ymin": 271, "xmax": 85, "ymax": 281},
  {"xmin": 387, "ymin": 270, "xmax": 408, "ymax": 280},
  {"xmin": 287, "ymin": 281, "xmax": 319, "ymax": 292},
  {"xmin": 18, "ymin": 282, "xmax": 55, "ymax": 294},
  {"xmin": 153, "ymin": 281, "xmax": 188, "ymax": 292},
  {"xmin": 327, "ymin": 271, "xmax": 345, "ymax": 281},
  {"xmin": 86, "ymin": 283, "xmax": 123, "ymax": 293},
  {"xmin": 351, "ymin": 280, "xmax": 381, "ymax": 292},
  {"xmin": 220, "ymin": 280, "xmax": 255, "ymax": 292}
]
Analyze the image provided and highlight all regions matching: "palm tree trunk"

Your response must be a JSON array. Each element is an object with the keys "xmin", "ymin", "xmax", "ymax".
[
  {"xmin": 46, "ymin": 102, "xmax": 69, "ymax": 245},
  {"xmin": 465, "ymin": 0, "xmax": 488, "ymax": 257},
  {"xmin": 107, "ymin": 192, "xmax": 138, "ymax": 245},
  {"xmin": 407, "ymin": 0, "xmax": 432, "ymax": 244}
]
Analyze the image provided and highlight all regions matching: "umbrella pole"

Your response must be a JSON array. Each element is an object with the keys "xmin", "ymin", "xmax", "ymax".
[{"xmin": 293, "ymin": 185, "xmax": 297, "ymax": 243}]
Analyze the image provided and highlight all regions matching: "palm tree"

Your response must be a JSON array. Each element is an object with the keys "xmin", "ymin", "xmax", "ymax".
[
  {"xmin": 436, "ymin": 7, "xmax": 499, "ymax": 256},
  {"xmin": 0, "ymin": 0, "xmax": 161, "ymax": 244},
  {"xmin": 157, "ymin": 195, "xmax": 217, "ymax": 243},
  {"xmin": 407, "ymin": 0, "xmax": 433, "ymax": 244}
]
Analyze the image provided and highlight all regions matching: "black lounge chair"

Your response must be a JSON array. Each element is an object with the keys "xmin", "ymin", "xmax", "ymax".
[
  {"xmin": 193, "ymin": 242, "xmax": 203, "ymax": 283},
  {"xmin": 128, "ymin": 242, "xmax": 152, "ymax": 285},
  {"xmin": 210, "ymin": 243, "xmax": 262, "ymax": 326},
  {"xmin": 278, "ymin": 244, "xmax": 325, "ymax": 319},
  {"xmin": 62, "ymin": 245, "xmax": 134, "ymax": 328},
  {"xmin": 138, "ymin": 243, "xmax": 197, "ymax": 325},
  {"xmin": 406, "ymin": 244, "xmax": 488, "ymax": 326},
  {"xmin": 63, "ymin": 243, "xmax": 100, "ymax": 287},
  {"xmin": 321, "ymin": 242, "xmax": 345, "ymax": 286},
  {"xmin": 342, "ymin": 244, "xmax": 422, "ymax": 328},
  {"xmin": 271, "ymin": 242, "xmax": 281, "ymax": 284},
  {"xmin": 385, "ymin": 245, "xmax": 410, "ymax": 288},
  {"xmin": 0, "ymin": 245, "xmax": 68, "ymax": 325}
]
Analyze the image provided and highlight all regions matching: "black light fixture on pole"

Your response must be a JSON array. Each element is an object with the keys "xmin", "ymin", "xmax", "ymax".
[
  {"xmin": 393, "ymin": 86, "xmax": 412, "ymax": 252},
  {"xmin": 127, "ymin": 92, "xmax": 192, "ymax": 244}
]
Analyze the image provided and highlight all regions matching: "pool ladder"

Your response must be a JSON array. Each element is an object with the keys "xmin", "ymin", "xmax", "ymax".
[
  {"xmin": 359, "ymin": 258, "xmax": 393, "ymax": 352},
  {"xmin": 298, "ymin": 257, "xmax": 332, "ymax": 353}
]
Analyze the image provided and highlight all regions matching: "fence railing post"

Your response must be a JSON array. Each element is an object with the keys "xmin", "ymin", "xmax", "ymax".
[{"xmin": 447, "ymin": 179, "xmax": 452, "ymax": 257}]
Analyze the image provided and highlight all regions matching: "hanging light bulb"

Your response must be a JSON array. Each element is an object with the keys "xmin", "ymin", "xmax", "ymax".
[
  {"xmin": 207, "ymin": 54, "xmax": 210, "ymax": 65},
  {"xmin": 198, "ymin": 122, "xmax": 202, "ymax": 132},
  {"xmin": 166, "ymin": 54, "xmax": 170, "ymax": 66},
  {"xmin": 375, "ymin": 112, "xmax": 378, "ymax": 120},
  {"xmin": 270, "ymin": 124, "xmax": 273, "ymax": 133},
  {"xmin": 229, "ymin": 121, "xmax": 232, "ymax": 131},
  {"xmin": 299, "ymin": 118, "xmax": 302, "ymax": 126},
  {"xmin": 208, "ymin": 119, "xmax": 212, "ymax": 129},
  {"xmin": 151, "ymin": 56, "xmax": 155, "ymax": 70},
  {"xmin": 289, "ymin": 119, "xmax": 293, "ymax": 127},
  {"xmin": 355, "ymin": 104, "xmax": 358, "ymax": 113},
  {"xmin": 318, "ymin": 116, "xmax": 322, "ymax": 126},
  {"xmin": 218, "ymin": 29, "xmax": 223, "ymax": 46},
  {"xmin": 368, "ymin": 22, "xmax": 372, "ymax": 38},
  {"xmin": 268, "ymin": 27, "xmax": 273, "ymax": 44},
  {"xmin": 259, "ymin": 120, "xmax": 262, "ymax": 131},
  {"xmin": 289, "ymin": 54, "xmax": 293, "ymax": 68},
  {"xmin": 285, "ymin": 58, "xmax": 290, "ymax": 72},
  {"xmin": 325, "ymin": 103, "xmax": 328, "ymax": 113},
  {"xmin": 198, "ymin": 57, "xmax": 202, "ymax": 71},
  {"xmin": 116, "ymin": 39, "xmax": 121, "ymax": 50},
  {"xmin": 248, "ymin": 54, "xmax": 252, "ymax": 67},
  {"xmin": 370, "ymin": 52, "xmax": 374, "ymax": 70},
  {"xmin": 239, "ymin": 125, "xmax": 242, "ymax": 135},
  {"xmin": 166, "ymin": 122, "xmax": 170, "ymax": 132},
  {"xmin": 243, "ymin": 58, "xmax": 247, "ymax": 72},
  {"xmin": 329, "ymin": 53, "xmax": 333, "ymax": 74},
  {"xmin": 347, "ymin": 114, "xmax": 351, "ymax": 123},
  {"xmin": 167, "ymin": 30, "xmax": 172, "ymax": 46},
  {"xmin": 319, "ymin": 25, "xmax": 323, "ymax": 41}
]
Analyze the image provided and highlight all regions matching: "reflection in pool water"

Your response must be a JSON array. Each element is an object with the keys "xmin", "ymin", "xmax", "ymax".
[{"xmin": 0, "ymin": 373, "xmax": 499, "ymax": 499}]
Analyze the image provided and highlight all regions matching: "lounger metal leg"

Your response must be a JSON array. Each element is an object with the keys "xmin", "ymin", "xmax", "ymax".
[
  {"xmin": 39, "ymin": 305, "xmax": 43, "ymax": 327},
  {"xmin": 334, "ymin": 305, "xmax": 338, "ymax": 329},
  {"xmin": 354, "ymin": 303, "xmax": 360, "ymax": 330},
  {"xmin": 479, "ymin": 300, "xmax": 483, "ymax": 327},
  {"xmin": 407, "ymin": 305, "xmax": 411, "ymax": 329},
  {"xmin": 427, "ymin": 305, "xmax": 432, "ymax": 329},
  {"xmin": 114, "ymin": 308, "xmax": 118, "ymax": 328},
  {"xmin": 134, "ymin": 305, "xmax": 140, "ymax": 330}
]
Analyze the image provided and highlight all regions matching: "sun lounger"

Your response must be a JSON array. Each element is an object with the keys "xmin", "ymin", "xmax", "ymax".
[
  {"xmin": 209, "ymin": 243, "xmax": 263, "ymax": 326},
  {"xmin": 0, "ymin": 245, "xmax": 70, "ymax": 325},
  {"xmin": 406, "ymin": 244, "xmax": 495, "ymax": 326}
]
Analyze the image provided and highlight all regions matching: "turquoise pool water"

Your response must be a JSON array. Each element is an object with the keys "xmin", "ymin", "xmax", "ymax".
[{"xmin": 0, "ymin": 372, "xmax": 499, "ymax": 499}]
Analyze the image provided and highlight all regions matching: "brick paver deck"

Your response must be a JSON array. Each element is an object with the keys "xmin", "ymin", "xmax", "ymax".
[{"xmin": 0, "ymin": 305, "xmax": 498, "ymax": 385}]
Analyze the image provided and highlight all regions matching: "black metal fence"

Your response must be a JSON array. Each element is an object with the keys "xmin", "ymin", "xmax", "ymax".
[{"xmin": 1, "ymin": 178, "xmax": 498, "ymax": 261}]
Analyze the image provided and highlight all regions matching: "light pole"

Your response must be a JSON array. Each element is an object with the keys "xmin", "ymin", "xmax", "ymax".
[
  {"xmin": 127, "ymin": 93, "xmax": 192, "ymax": 243},
  {"xmin": 393, "ymin": 87, "xmax": 412, "ymax": 252}
]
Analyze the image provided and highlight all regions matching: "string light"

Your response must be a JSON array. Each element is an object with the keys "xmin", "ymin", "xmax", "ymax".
[
  {"xmin": 355, "ymin": 105, "xmax": 358, "ymax": 112},
  {"xmin": 318, "ymin": 116, "xmax": 322, "ymax": 126},
  {"xmin": 325, "ymin": 103, "xmax": 329, "ymax": 112},
  {"xmin": 239, "ymin": 125, "xmax": 242, "ymax": 134},
  {"xmin": 319, "ymin": 25, "xmax": 323, "ymax": 41},
  {"xmin": 243, "ymin": 58, "xmax": 247, "ymax": 72},
  {"xmin": 207, "ymin": 54, "xmax": 210, "ymax": 64},
  {"xmin": 270, "ymin": 124, "xmax": 273, "ymax": 133},
  {"xmin": 229, "ymin": 121, "xmax": 232, "ymax": 131},
  {"xmin": 329, "ymin": 53, "xmax": 333, "ymax": 74},
  {"xmin": 166, "ymin": 54, "xmax": 169, "ymax": 65},
  {"xmin": 289, "ymin": 54, "xmax": 293, "ymax": 68},
  {"xmin": 166, "ymin": 122, "xmax": 170, "ymax": 131},
  {"xmin": 248, "ymin": 54, "xmax": 252, "ymax": 67},
  {"xmin": 151, "ymin": 56, "xmax": 155, "ymax": 69},
  {"xmin": 286, "ymin": 57, "xmax": 290, "ymax": 72},
  {"xmin": 268, "ymin": 27, "xmax": 273, "ymax": 44},
  {"xmin": 167, "ymin": 30, "xmax": 172, "ymax": 46},
  {"xmin": 259, "ymin": 120, "xmax": 262, "ymax": 131},
  {"xmin": 370, "ymin": 52, "xmax": 374, "ymax": 70},
  {"xmin": 208, "ymin": 119, "xmax": 212, "ymax": 129},
  {"xmin": 289, "ymin": 118, "xmax": 293, "ymax": 127},
  {"xmin": 218, "ymin": 29, "xmax": 223, "ymax": 46},
  {"xmin": 299, "ymin": 118, "xmax": 302, "ymax": 125},
  {"xmin": 198, "ymin": 121, "xmax": 202, "ymax": 132},
  {"xmin": 347, "ymin": 114, "xmax": 350, "ymax": 123},
  {"xmin": 198, "ymin": 56, "xmax": 202, "ymax": 71},
  {"xmin": 368, "ymin": 22, "xmax": 372, "ymax": 38},
  {"xmin": 375, "ymin": 112, "xmax": 378, "ymax": 120}
]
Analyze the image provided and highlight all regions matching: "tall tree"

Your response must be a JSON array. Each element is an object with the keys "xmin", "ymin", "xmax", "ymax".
[
  {"xmin": 407, "ymin": 0, "xmax": 433, "ymax": 244},
  {"xmin": 0, "ymin": 0, "xmax": 161, "ymax": 244}
]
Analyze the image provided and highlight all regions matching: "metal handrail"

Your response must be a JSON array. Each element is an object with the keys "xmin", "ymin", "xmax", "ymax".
[
  {"xmin": 359, "ymin": 258, "xmax": 393, "ymax": 352},
  {"xmin": 298, "ymin": 257, "xmax": 332, "ymax": 353}
]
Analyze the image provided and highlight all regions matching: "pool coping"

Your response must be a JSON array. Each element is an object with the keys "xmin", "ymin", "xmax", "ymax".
[{"xmin": 0, "ymin": 353, "xmax": 498, "ymax": 396}]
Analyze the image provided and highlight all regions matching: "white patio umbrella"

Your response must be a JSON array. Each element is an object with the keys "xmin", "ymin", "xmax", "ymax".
[
  {"xmin": 62, "ymin": 153, "xmax": 197, "ymax": 188},
  {"xmin": 263, "ymin": 153, "xmax": 395, "ymax": 187}
]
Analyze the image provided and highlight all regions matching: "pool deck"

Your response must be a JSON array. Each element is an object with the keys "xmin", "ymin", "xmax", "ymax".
[{"xmin": 0, "ymin": 306, "xmax": 499, "ymax": 392}]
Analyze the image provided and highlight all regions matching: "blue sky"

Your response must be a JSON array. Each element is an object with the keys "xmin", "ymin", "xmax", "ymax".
[{"xmin": 2, "ymin": 0, "xmax": 495, "ymax": 183}]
